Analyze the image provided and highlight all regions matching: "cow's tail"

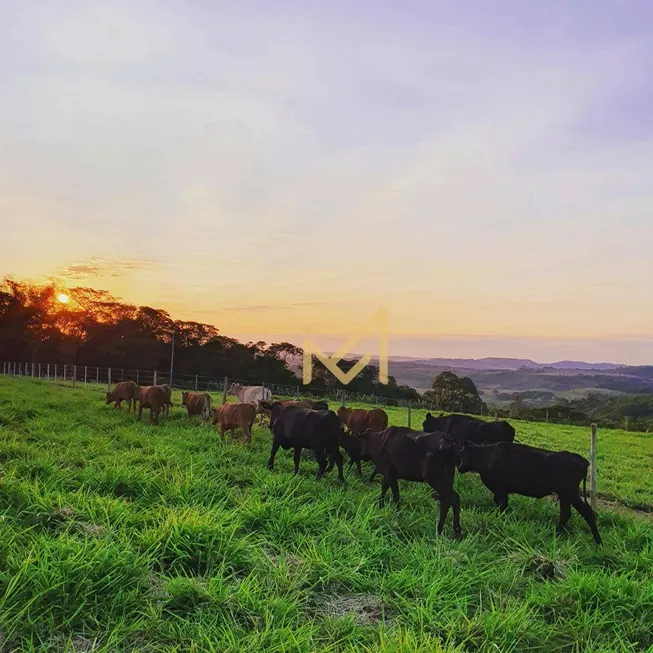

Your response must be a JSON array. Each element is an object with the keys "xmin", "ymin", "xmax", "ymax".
[{"xmin": 582, "ymin": 463, "xmax": 589, "ymax": 505}]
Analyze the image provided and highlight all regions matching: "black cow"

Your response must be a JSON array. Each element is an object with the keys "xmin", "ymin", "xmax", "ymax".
[
  {"xmin": 361, "ymin": 427, "xmax": 462, "ymax": 538},
  {"xmin": 340, "ymin": 428, "xmax": 381, "ymax": 480},
  {"xmin": 458, "ymin": 441, "xmax": 601, "ymax": 544},
  {"xmin": 423, "ymin": 413, "xmax": 515, "ymax": 447},
  {"xmin": 265, "ymin": 402, "xmax": 344, "ymax": 481}
]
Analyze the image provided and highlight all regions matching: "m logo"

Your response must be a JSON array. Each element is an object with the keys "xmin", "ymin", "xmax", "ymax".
[{"xmin": 302, "ymin": 308, "xmax": 389, "ymax": 385}]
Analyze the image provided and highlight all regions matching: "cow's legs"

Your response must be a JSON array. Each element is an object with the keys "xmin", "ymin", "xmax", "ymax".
[
  {"xmin": 293, "ymin": 447, "xmax": 302, "ymax": 475},
  {"xmin": 570, "ymin": 495, "xmax": 602, "ymax": 545},
  {"xmin": 436, "ymin": 492, "xmax": 452, "ymax": 536},
  {"xmin": 244, "ymin": 424, "xmax": 252, "ymax": 445},
  {"xmin": 219, "ymin": 424, "xmax": 226, "ymax": 441},
  {"xmin": 267, "ymin": 439, "xmax": 281, "ymax": 470},
  {"xmin": 389, "ymin": 477, "xmax": 400, "ymax": 504},
  {"xmin": 450, "ymin": 490, "xmax": 462, "ymax": 538},
  {"xmin": 115, "ymin": 401, "xmax": 121, "ymax": 410},
  {"xmin": 330, "ymin": 447, "xmax": 344, "ymax": 482},
  {"xmin": 379, "ymin": 477, "xmax": 390, "ymax": 507},
  {"xmin": 138, "ymin": 403, "xmax": 143, "ymax": 421},
  {"xmin": 557, "ymin": 499, "xmax": 572, "ymax": 534},
  {"xmin": 369, "ymin": 467, "xmax": 380, "ymax": 483}
]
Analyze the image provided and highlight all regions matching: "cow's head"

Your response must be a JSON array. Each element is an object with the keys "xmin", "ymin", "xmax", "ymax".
[
  {"xmin": 457, "ymin": 441, "xmax": 479, "ymax": 473},
  {"xmin": 211, "ymin": 407, "xmax": 222, "ymax": 425},
  {"xmin": 260, "ymin": 400, "xmax": 284, "ymax": 426},
  {"xmin": 104, "ymin": 391, "xmax": 113, "ymax": 404},
  {"xmin": 336, "ymin": 406, "xmax": 350, "ymax": 423},
  {"xmin": 181, "ymin": 391, "xmax": 190, "ymax": 406},
  {"xmin": 358, "ymin": 428, "xmax": 378, "ymax": 457},
  {"xmin": 313, "ymin": 400, "xmax": 329, "ymax": 411}
]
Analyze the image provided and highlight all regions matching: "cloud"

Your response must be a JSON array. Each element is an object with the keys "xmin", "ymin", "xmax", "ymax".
[{"xmin": 59, "ymin": 257, "xmax": 160, "ymax": 281}]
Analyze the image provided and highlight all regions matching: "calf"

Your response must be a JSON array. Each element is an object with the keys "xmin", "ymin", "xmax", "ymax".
[
  {"xmin": 338, "ymin": 407, "xmax": 389, "ymax": 435},
  {"xmin": 423, "ymin": 413, "xmax": 515, "ymax": 447},
  {"xmin": 258, "ymin": 399, "xmax": 314, "ymax": 422},
  {"xmin": 265, "ymin": 402, "xmax": 344, "ymax": 481},
  {"xmin": 105, "ymin": 381, "xmax": 140, "ymax": 412},
  {"xmin": 137, "ymin": 385, "xmax": 168, "ymax": 425},
  {"xmin": 366, "ymin": 426, "xmax": 462, "ymax": 538},
  {"xmin": 212, "ymin": 403, "xmax": 256, "ymax": 444},
  {"xmin": 337, "ymin": 408, "xmax": 389, "ymax": 474},
  {"xmin": 182, "ymin": 391, "xmax": 212, "ymax": 424},
  {"xmin": 342, "ymin": 428, "xmax": 382, "ymax": 480},
  {"xmin": 458, "ymin": 441, "xmax": 601, "ymax": 544},
  {"xmin": 229, "ymin": 383, "xmax": 272, "ymax": 425},
  {"xmin": 158, "ymin": 384, "xmax": 173, "ymax": 417}
]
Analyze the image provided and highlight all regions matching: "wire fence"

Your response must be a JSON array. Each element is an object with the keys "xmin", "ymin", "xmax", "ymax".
[
  {"xmin": 1, "ymin": 359, "xmax": 643, "ymax": 433},
  {"xmin": 0, "ymin": 359, "xmax": 442, "ymax": 416}
]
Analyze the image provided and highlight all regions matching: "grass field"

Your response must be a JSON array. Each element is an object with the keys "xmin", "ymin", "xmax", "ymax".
[{"xmin": 0, "ymin": 378, "xmax": 652, "ymax": 652}]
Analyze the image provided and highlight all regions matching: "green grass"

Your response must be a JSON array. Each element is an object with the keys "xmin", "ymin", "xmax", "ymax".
[{"xmin": 0, "ymin": 378, "xmax": 651, "ymax": 652}]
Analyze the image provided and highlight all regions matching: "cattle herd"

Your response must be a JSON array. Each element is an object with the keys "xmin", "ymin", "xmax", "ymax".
[{"xmin": 105, "ymin": 381, "xmax": 602, "ymax": 544}]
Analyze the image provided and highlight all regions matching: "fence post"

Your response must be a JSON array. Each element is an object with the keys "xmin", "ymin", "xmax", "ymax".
[
  {"xmin": 63, "ymin": 364, "xmax": 67, "ymax": 384},
  {"xmin": 625, "ymin": 416, "xmax": 628, "ymax": 432},
  {"xmin": 222, "ymin": 376, "xmax": 229, "ymax": 405},
  {"xmin": 19, "ymin": 362, "xmax": 22, "ymax": 375},
  {"xmin": 195, "ymin": 374, "xmax": 198, "ymax": 392},
  {"xmin": 73, "ymin": 365, "xmax": 76, "ymax": 388},
  {"xmin": 108, "ymin": 367, "xmax": 112, "ymax": 391},
  {"xmin": 84, "ymin": 365, "xmax": 88, "ymax": 386},
  {"xmin": 590, "ymin": 423, "xmax": 598, "ymax": 510},
  {"xmin": 47, "ymin": 364, "xmax": 50, "ymax": 381},
  {"xmin": 296, "ymin": 385, "xmax": 300, "ymax": 399},
  {"xmin": 546, "ymin": 408, "xmax": 549, "ymax": 423},
  {"xmin": 96, "ymin": 367, "xmax": 99, "ymax": 387},
  {"xmin": 121, "ymin": 368, "xmax": 124, "ymax": 382},
  {"xmin": 407, "ymin": 401, "xmax": 412, "ymax": 429},
  {"xmin": 38, "ymin": 363, "xmax": 41, "ymax": 378},
  {"xmin": 136, "ymin": 369, "xmax": 140, "ymax": 386},
  {"xmin": 153, "ymin": 370, "xmax": 157, "ymax": 385},
  {"xmin": 54, "ymin": 364, "xmax": 57, "ymax": 381}
]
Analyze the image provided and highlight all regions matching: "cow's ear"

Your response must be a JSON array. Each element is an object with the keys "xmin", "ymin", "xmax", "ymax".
[{"xmin": 426, "ymin": 412, "xmax": 432, "ymax": 419}]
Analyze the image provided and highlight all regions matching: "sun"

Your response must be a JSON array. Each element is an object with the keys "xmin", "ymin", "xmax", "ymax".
[{"xmin": 57, "ymin": 293, "xmax": 70, "ymax": 304}]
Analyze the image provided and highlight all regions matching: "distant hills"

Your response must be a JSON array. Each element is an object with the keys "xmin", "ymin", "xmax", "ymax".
[
  {"xmin": 383, "ymin": 356, "xmax": 652, "ymax": 401},
  {"xmin": 386, "ymin": 356, "xmax": 621, "ymax": 371}
]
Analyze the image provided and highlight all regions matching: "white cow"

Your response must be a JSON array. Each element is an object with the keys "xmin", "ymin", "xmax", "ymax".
[{"xmin": 228, "ymin": 383, "xmax": 272, "ymax": 424}]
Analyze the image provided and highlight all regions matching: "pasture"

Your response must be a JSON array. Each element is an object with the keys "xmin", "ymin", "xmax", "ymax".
[{"xmin": 0, "ymin": 378, "xmax": 651, "ymax": 652}]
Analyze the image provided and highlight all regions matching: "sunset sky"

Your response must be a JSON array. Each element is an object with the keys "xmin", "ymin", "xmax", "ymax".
[{"xmin": 1, "ymin": 1, "xmax": 652, "ymax": 364}]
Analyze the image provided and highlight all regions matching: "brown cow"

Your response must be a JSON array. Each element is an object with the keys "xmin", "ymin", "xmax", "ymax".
[
  {"xmin": 105, "ymin": 381, "xmax": 140, "ymax": 413},
  {"xmin": 212, "ymin": 403, "xmax": 256, "ymax": 444},
  {"xmin": 137, "ymin": 385, "xmax": 168, "ymax": 425},
  {"xmin": 337, "ymin": 407, "xmax": 388, "ymax": 435},
  {"xmin": 158, "ymin": 384, "xmax": 173, "ymax": 417},
  {"xmin": 258, "ymin": 399, "xmax": 313, "ymax": 422},
  {"xmin": 182, "ymin": 391, "xmax": 212, "ymax": 424}
]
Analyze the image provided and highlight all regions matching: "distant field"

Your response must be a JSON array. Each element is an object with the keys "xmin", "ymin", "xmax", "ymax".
[{"xmin": 0, "ymin": 379, "xmax": 652, "ymax": 652}]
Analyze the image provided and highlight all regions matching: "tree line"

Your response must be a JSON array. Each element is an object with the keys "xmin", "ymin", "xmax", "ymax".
[{"xmin": 0, "ymin": 278, "xmax": 418, "ymax": 400}]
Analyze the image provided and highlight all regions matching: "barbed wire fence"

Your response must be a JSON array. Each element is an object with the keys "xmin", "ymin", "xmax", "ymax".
[
  {"xmin": 0, "ymin": 359, "xmax": 443, "ymax": 420},
  {"xmin": 1, "ymin": 359, "xmax": 638, "ymax": 435}
]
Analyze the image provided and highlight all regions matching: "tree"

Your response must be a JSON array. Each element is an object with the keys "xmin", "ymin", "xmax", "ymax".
[{"xmin": 423, "ymin": 371, "xmax": 483, "ymax": 414}]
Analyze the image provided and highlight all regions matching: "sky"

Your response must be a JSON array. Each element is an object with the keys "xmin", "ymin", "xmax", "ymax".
[{"xmin": 1, "ymin": 0, "xmax": 652, "ymax": 364}]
